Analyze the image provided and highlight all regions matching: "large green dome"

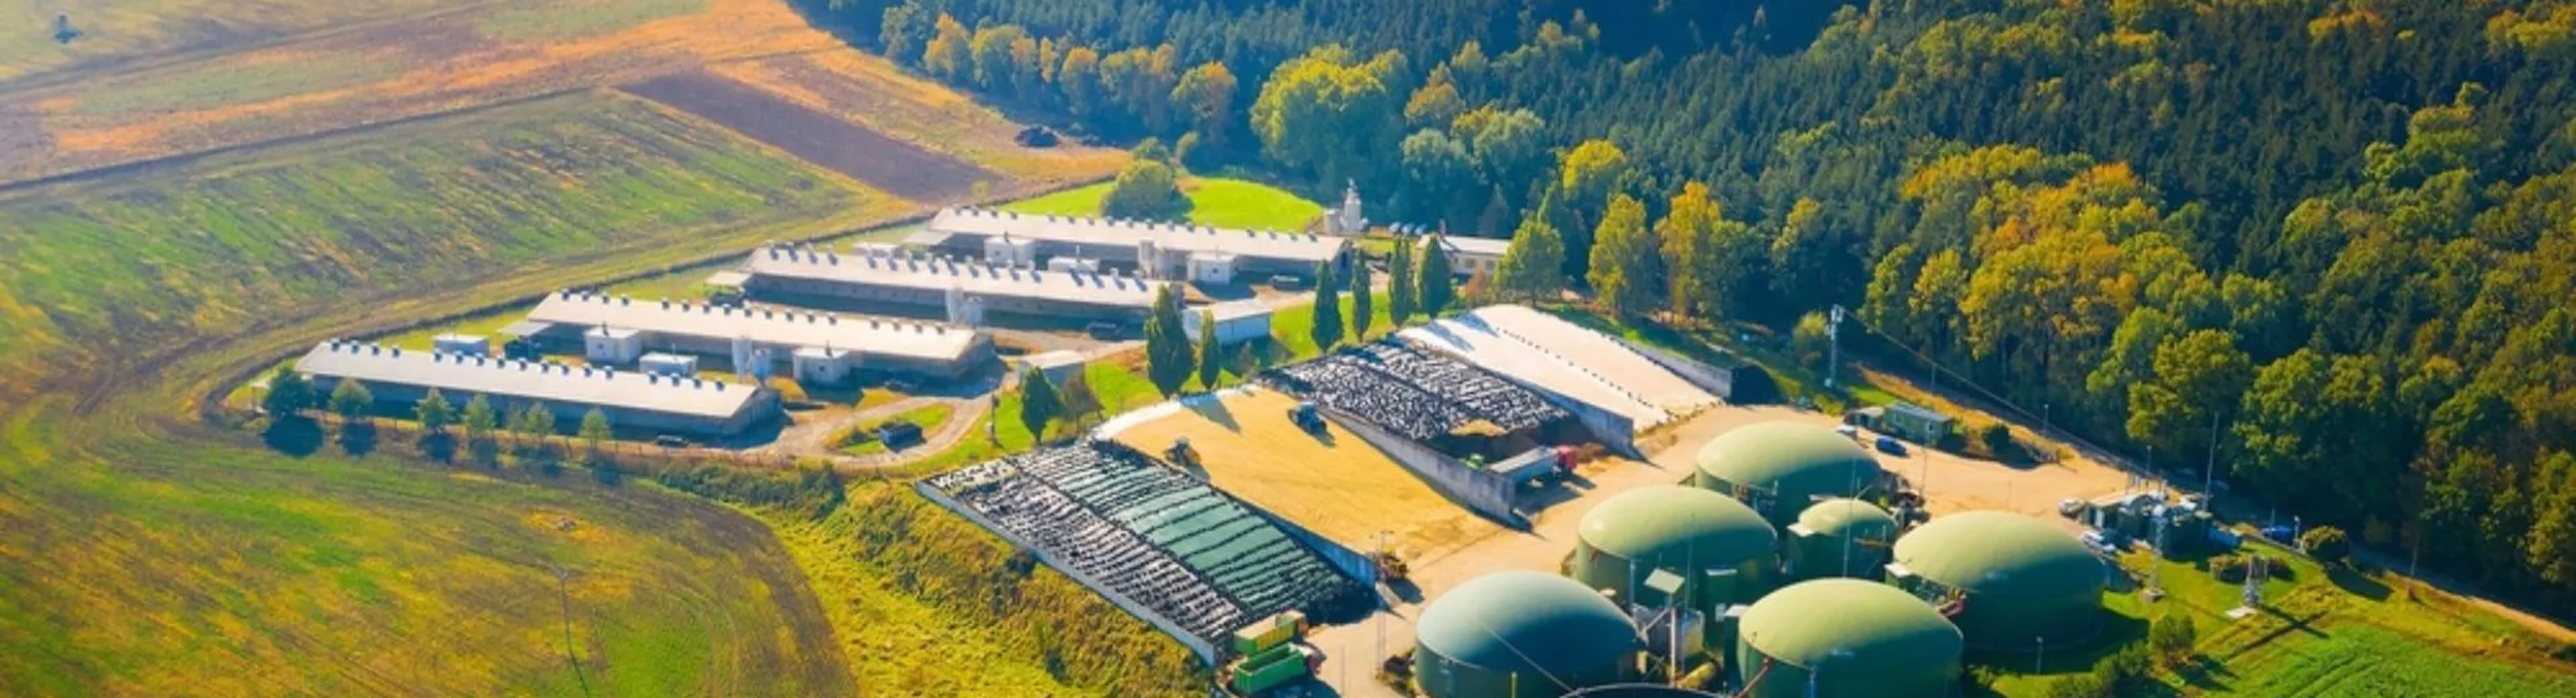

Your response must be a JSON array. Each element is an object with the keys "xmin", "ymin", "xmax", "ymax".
[
  {"xmin": 1414, "ymin": 570, "xmax": 1638, "ymax": 697},
  {"xmin": 1888, "ymin": 511, "xmax": 2105, "ymax": 646},
  {"xmin": 1692, "ymin": 421, "xmax": 1880, "ymax": 524},
  {"xmin": 1891, "ymin": 511, "xmax": 2100, "ymax": 598},
  {"xmin": 1796, "ymin": 498, "xmax": 1897, "ymax": 540},
  {"xmin": 1578, "ymin": 486, "xmax": 1776, "ymax": 568},
  {"xmin": 1736, "ymin": 579, "xmax": 1962, "ymax": 698}
]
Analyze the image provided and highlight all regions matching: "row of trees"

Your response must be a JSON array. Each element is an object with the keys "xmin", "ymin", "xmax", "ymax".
[
  {"xmin": 1022, "ymin": 244, "xmax": 1479, "ymax": 441},
  {"xmin": 262, "ymin": 368, "xmax": 615, "ymax": 464},
  {"xmin": 821, "ymin": 0, "xmax": 2576, "ymax": 613}
]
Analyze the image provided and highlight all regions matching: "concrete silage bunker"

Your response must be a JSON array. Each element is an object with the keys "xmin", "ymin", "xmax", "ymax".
[
  {"xmin": 1887, "ymin": 510, "xmax": 2105, "ymax": 648},
  {"xmin": 1572, "ymin": 485, "xmax": 1778, "ymax": 617},
  {"xmin": 1691, "ymin": 421, "xmax": 1881, "ymax": 526},
  {"xmin": 1413, "ymin": 570, "xmax": 1640, "ymax": 698},
  {"xmin": 1735, "ymin": 578, "xmax": 1964, "ymax": 698},
  {"xmin": 1786, "ymin": 497, "xmax": 1899, "ymax": 580}
]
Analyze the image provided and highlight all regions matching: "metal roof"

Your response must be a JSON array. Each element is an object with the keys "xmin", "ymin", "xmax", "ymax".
[
  {"xmin": 1796, "ymin": 498, "xmax": 1898, "ymax": 540},
  {"xmin": 743, "ymin": 244, "xmax": 1169, "ymax": 310},
  {"xmin": 525, "ymin": 290, "xmax": 983, "ymax": 362},
  {"xmin": 293, "ymin": 340, "xmax": 759, "ymax": 418},
  {"xmin": 1578, "ymin": 485, "xmax": 1776, "ymax": 567},
  {"xmin": 1739, "ymin": 579, "xmax": 1963, "ymax": 674},
  {"xmin": 1428, "ymin": 234, "xmax": 1512, "ymax": 257},
  {"xmin": 1695, "ymin": 421, "xmax": 1880, "ymax": 498},
  {"xmin": 1891, "ymin": 511, "xmax": 2104, "ymax": 599},
  {"xmin": 1413, "ymin": 570, "xmax": 1638, "ymax": 681},
  {"xmin": 929, "ymin": 207, "xmax": 1349, "ymax": 262}
]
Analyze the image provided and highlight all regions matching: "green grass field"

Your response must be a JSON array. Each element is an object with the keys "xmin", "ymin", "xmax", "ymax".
[
  {"xmin": 0, "ymin": 0, "xmax": 453, "ymax": 85},
  {"xmin": 1976, "ymin": 538, "xmax": 2576, "ymax": 697},
  {"xmin": 0, "ymin": 91, "xmax": 910, "ymax": 697},
  {"xmin": 476, "ymin": 0, "xmax": 708, "ymax": 41},
  {"xmin": 0, "ymin": 91, "xmax": 897, "ymax": 386},
  {"xmin": 1003, "ymin": 176, "xmax": 1323, "ymax": 230},
  {"xmin": 835, "ymin": 403, "xmax": 956, "ymax": 456}
]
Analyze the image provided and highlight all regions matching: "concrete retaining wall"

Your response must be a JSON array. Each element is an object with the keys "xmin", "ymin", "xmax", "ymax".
[
  {"xmin": 912, "ymin": 481, "xmax": 1221, "ymax": 664},
  {"xmin": 1322, "ymin": 406, "xmax": 1523, "ymax": 525},
  {"xmin": 1611, "ymin": 336, "xmax": 1735, "ymax": 402}
]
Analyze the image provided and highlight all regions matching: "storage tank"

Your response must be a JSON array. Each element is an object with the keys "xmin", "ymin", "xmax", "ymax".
[
  {"xmin": 1572, "ymin": 485, "xmax": 1776, "ymax": 615},
  {"xmin": 1735, "ymin": 579, "xmax": 1963, "ymax": 698},
  {"xmin": 1786, "ymin": 499, "xmax": 1898, "ymax": 580},
  {"xmin": 1692, "ymin": 421, "xmax": 1881, "ymax": 526},
  {"xmin": 1888, "ymin": 511, "xmax": 2104, "ymax": 648},
  {"xmin": 1413, "ymin": 570, "xmax": 1638, "ymax": 698}
]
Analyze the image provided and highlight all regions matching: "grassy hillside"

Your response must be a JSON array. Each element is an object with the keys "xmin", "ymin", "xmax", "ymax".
[
  {"xmin": 0, "ymin": 91, "xmax": 892, "ymax": 391},
  {"xmin": 651, "ymin": 474, "xmax": 1208, "ymax": 698},
  {"xmin": 0, "ymin": 89, "xmax": 902, "ymax": 697},
  {"xmin": 1003, "ymin": 176, "xmax": 1322, "ymax": 230}
]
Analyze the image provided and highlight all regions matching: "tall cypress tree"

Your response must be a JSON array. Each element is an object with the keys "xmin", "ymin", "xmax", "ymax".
[
  {"xmin": 1019, "ymin": 366, "xmax": 1061, "ymax": 440},
  {"xmin": 1349, "ymin": 256, "xmax": 1376, "ymax": 340},
  {"xmin": 1417, "ymin": 234, "xmax": 1457, "ymax": 317},
  {"xmin": 1387, "ymin": 241, "xmax": 1417, "ymax": 323},
  {"xmin": 1197, "ymin": 309, "xmax": 1224, "ymax": 391},
  {"xmin": 1143, "ymin": 284, "xmax": 1193, "ymax": 396},
  {"xmin": 1309, "ymin": 262, "xmax": 1344, "ymax": 351}
]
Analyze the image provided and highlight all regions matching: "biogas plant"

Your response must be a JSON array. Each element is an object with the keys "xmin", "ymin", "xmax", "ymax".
[{"xmin": 1397, "ymin": 420, "xmax": 2106, "ymax": 698}]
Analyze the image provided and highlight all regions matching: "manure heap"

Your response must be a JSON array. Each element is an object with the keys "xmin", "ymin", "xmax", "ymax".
[
  {"xmin": 926, "ymin": 441, "xmax": 1358, "ymax": 646},
  {"xmin": 1260, "ymin": 339, "xmax": 1570, "ymax": 441}
]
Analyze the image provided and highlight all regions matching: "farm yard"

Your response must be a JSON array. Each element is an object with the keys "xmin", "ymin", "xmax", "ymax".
[{"xmin": 621, "ymin": 70, "xmax": 998, "ymax": 202}]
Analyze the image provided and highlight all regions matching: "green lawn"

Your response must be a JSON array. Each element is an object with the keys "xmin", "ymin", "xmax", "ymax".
[
  {"xmin": 834, "ymin": 403, "xmax": 956, "ymax": 456},
  {"xmin": 1980, "ymin": 538, "xmax": 2576, "ymax": 697},
  {"xmin": 1002, "ymin": 176, "xmax": 1323, "ymax": 230}
]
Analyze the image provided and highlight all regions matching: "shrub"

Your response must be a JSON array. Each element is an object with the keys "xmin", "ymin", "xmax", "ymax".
[
  {"xmin": 2210, "ymin": 552, "xmax": 2294, "ymax": 583},
  {"xmin": 2300, "ymin": 525, "xmax": 2351, "ymax": 564},
  {"xmin": 2094, "ymin": 644, "xmax": 2151, "ymax": 691},
  {"xmin": 2149, "ymin": 611, "xmax": 2198, "ymax": 666},
  {"xmin": 2043, "ymin": 673, "xmax": 2108, "ymax": 698},
  {"xmin": 1978, "ymin": 422, "xmax": 2012, "ymax": 457}
]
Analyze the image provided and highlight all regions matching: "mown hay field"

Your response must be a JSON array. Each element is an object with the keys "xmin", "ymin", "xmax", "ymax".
[{"xmin": 2, "ymin": 0, "xmax": 1130, "ymax": 190}]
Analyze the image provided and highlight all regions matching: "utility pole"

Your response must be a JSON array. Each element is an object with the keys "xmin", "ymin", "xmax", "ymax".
[
  {"xmin": 2203, "ymin": 409, "xmax": 2222, "ymax": 497},
  {"xmin": 1826, "ymin": 305, "xmax": 1844, "ymax": 390}
]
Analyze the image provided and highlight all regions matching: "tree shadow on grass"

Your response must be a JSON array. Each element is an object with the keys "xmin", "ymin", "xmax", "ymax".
[
  {"xmin": 262, "ymin": 418, "xmax": 324, "ymax": 457},
  {"xmin": 2328, "ymin": 564, "xmax": 2392, "ymax": 601},
  {"xmin": 2174, "ymin": 654, "xmax": 2237, "ymax": 692},
  {"xmin": 335, "ymin": 422, "xmax": 378, "ymax": 457}
]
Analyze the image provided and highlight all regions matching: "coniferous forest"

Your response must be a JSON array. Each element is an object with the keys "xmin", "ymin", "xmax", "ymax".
[{"xmin": 800, "ymin": 0, "xmax": 2576, "ymax": 613}]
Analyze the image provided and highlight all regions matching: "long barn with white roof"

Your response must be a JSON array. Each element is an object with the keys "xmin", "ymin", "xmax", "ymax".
[
  {"xmin": 294, "ymin": 340, "xmax": 778, "ymax": 438},
  {"xmin": 911, "ymin": 207, "xmax": 1349, "ymax": 284},
  {"xmin": 735, "ymin": 242, "xmax": 1173, "ymax": 324},
  {"xmin": 516, "ymin": 289, "xmax": 996, "ymax": 381}
]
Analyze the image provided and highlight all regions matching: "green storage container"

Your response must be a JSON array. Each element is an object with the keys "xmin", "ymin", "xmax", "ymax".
[
  {"xmin": 1232, "ymin": 620, "xmax": 1297, "ymax": 655},
  {"xmin": 1230, "ymin": 646, "xmax": 1313, "ymax": 695}
]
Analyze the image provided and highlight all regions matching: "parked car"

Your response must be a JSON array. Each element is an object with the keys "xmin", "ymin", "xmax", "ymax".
[
  {"xmin": 1875, "ymin": 435, "xmax": 1908, "ymax": 456},
  {"xmin": 2058, "ymin": 497, "xmax": 2085, "ymax": 517},
  {"xmin": 1085, "ymin": 321, "xmax": 1124, "ymax": 340},
  {"xmin": 652, "ymin": 435, "xmax": 690, "ymax": 448},
  {"xmin": 1835, "ymin": 424, "xmax": 1861, "ymax": 440}
]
